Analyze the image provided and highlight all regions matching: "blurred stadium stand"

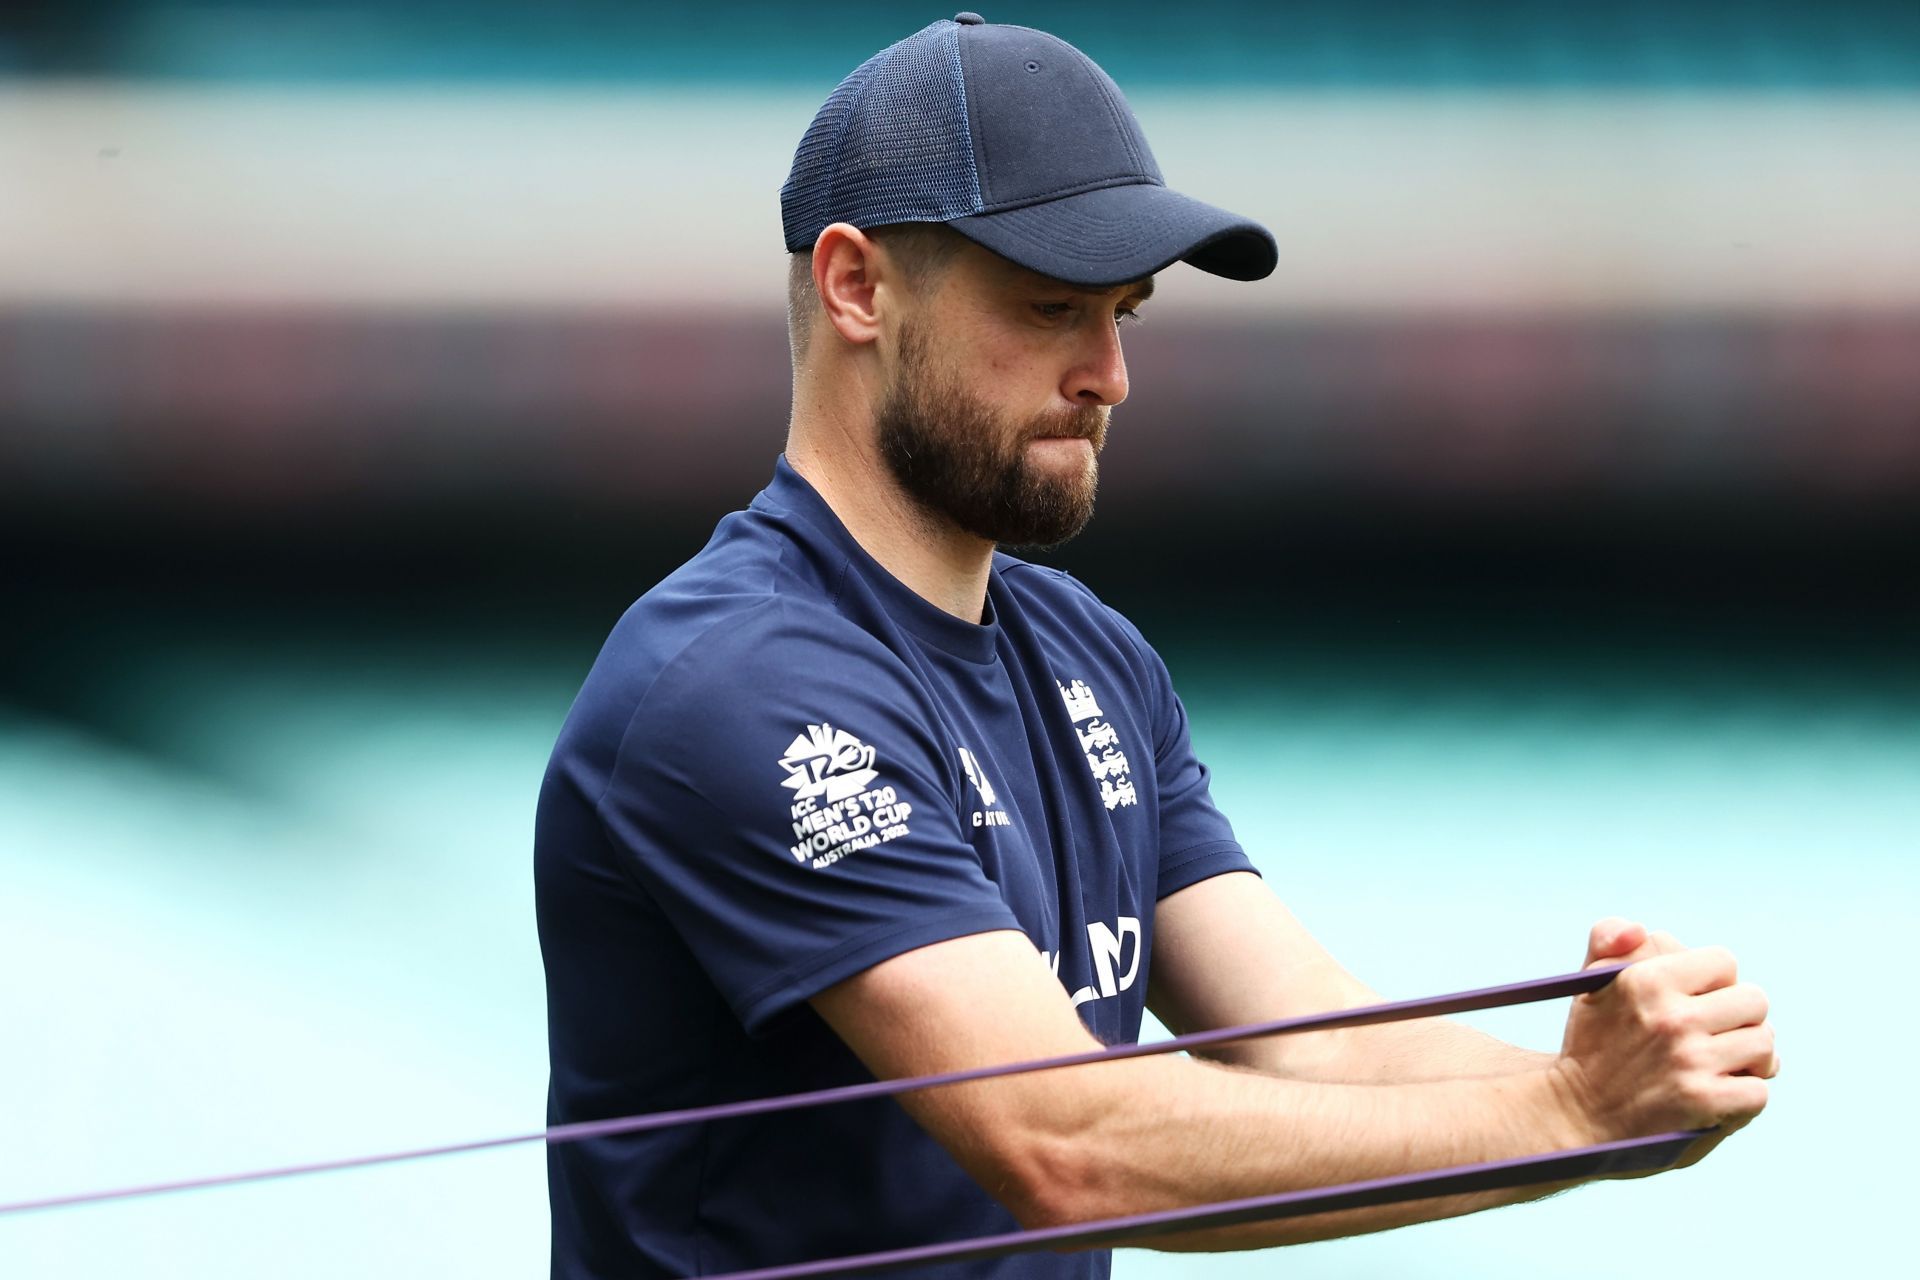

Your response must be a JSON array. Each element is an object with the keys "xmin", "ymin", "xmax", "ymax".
[
  {"xmin": 5, "ymin": 2, "xmax": 1917, "ymax": 86},
  {"xmin": 3, "ymin": 1, "xmax": 1916, "ymax": 619}
]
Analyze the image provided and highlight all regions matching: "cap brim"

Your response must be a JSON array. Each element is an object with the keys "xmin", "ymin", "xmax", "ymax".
[{"xmin": 945, "ymin": 182, "xmax": 1277, "ymax": 288}]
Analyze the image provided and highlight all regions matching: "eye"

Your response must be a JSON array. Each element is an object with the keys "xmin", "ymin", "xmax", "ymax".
[
  {"xmin": 1033, "ymin": 301, "xmax": 1076, "ymax": 321},
  {"xmin": 1115, "ymin": 305, "xmax": 1144, "ymax": 326}
]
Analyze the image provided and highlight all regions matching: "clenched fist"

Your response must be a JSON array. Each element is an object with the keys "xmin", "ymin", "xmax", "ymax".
[{"xmin": 1551, "ymin": 923, "xmax": 1777, "ymax": 1173}]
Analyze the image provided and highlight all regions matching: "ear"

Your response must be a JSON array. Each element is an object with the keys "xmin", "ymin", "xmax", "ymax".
[{"xmin": 812, "ymin": 223, "xmax": 885, "ymax": 347}]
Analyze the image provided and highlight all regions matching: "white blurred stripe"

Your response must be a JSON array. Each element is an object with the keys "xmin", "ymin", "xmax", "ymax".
[{"xmin": 3, "ymin": 83, "xmax": 1918, "ymax": 313}]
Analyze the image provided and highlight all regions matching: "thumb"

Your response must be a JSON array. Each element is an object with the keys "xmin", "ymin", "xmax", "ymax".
[{"xmin": 1585, "ymin": 917, "xmax": 1645, "ymax": 968}]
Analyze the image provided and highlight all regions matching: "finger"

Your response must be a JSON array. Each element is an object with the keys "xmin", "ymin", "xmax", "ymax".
[
  {"xmin": 1606, "ymin": 929, "xmax": 1687, "ymax": 966},
  {"xmin": 1689, "ymin": 981, "xmax": 1769, "ymax": 1034},
  {"xmin": 1644, "ymin": 945, "xmax": 1738, "ymax": 996},
  {"xmin": 1708, "ymin": 1071, "xmax": 1770, "ymax": 1125},
  {"xmin": 1585, "ymin": 917, "xmax": 1644, "ymax": 967},
  {"xmin": 1698, "ymin": 1024, "xmax": 1777, "ymax": 1079},
  {"xmin": 1645, "ymin": 930, "xmax": 1685, "ymax": 956},
  {"xmin": 1734, "ymin": 1044, "xmax": 1781, "ymax": 1080}
]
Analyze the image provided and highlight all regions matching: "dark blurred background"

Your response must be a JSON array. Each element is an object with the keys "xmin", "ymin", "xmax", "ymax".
[
  {"xmin": 6, "ymin": 0, "xmax": 1918, "ymax": 634},
  {"xmin": 3, "ymin": 4, "xmax": 1915, "ymax": 1278}
]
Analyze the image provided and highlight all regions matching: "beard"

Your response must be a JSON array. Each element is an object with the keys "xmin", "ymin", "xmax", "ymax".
[{"xmin": 875, "ymin": 323, "xmax": 1109, "ymax": 550}]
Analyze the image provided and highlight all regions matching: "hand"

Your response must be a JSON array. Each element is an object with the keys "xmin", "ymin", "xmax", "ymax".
[
  {"xmin": 1550, "ymin": 944, "xmax": 1777, "ymax": 1176},
  {"xmin": 1580, "ymin": 916, "xmax": 1781, "ymax": 1078}
]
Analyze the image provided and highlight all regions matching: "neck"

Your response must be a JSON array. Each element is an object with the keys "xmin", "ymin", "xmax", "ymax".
[{"xmin": 786, "ymin": 378, "xmax": 995, "ymax": 625}]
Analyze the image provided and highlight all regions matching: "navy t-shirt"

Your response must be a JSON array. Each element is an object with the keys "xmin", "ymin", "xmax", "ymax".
[{"xmin": 535, "ymin": 457, "xmax": 1253, "ymax": 1279}]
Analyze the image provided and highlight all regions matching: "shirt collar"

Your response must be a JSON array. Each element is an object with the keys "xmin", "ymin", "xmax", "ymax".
[{"xmin": 757, "ymin": 455, "xmax": 1002, "ymax": 665}]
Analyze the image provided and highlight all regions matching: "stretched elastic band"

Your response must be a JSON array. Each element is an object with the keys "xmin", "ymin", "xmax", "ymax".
[{"xmin": 1, "ymin": 963, "xmax": 1639, "ymax": 1221}]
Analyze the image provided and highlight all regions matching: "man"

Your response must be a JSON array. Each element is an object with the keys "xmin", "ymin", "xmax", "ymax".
[{"xmin": 534, "ymin": 14, "xmax": 1776, "ymax": 1279}]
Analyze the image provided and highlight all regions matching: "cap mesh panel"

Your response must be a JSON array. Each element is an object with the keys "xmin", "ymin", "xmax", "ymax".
[{"xmin": 780, "ymin": 21, "xmax": 983, "ymax": 251}]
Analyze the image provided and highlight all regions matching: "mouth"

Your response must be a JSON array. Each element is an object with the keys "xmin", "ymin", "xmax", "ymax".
[
  {"xmin": 1027, "ymin": 409, "xmax": 1107, "ymax": 443},
  {"xmin": 1029, "ymin": 423, "xmax": 1104, "ymax": 444}
]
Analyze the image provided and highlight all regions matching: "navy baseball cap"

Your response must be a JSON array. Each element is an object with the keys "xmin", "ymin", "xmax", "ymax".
[{"xmin": 780, "ymin": 13, "xmax": 1277, "ymax": 288}]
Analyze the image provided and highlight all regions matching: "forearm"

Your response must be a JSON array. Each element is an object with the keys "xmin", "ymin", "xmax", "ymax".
[
  {"xmin": 1149, "ymin": 878, "xmax": 1550, "ymax": 1087},
  {"xmin": 1013, "ymin": 1050, "xmax": 1588, "ymax": 1251},
  {"xmin": 826, "ymin": 916, "xmax": 1765, "ymax": 1256},
  {"xmin": 1253, "ymin": 1017, "xmax": 1555, "ymax": 1085},
  {"xmin": 1148, "ymin": 1170, "xmax": 1577, "ymax": 1252}
]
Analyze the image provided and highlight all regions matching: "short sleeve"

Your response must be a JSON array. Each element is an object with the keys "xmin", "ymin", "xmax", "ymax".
[
  {"xmin": 1101, "ymin": 606, "xmax": 1258, "ymax": 900},
  {"xmin": 596, "ymin": 601, "xmax": 1022, "ymax": 1033}
]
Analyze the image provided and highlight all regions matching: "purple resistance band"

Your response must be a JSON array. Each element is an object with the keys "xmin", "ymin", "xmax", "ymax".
[
  {"xmin": 702, "ymin": 1130, "xmax": 1704, "ymax": 1280},
  {"xmin": 0, "ymin": 960, "xmax": 1706, "ymax": 1264}
]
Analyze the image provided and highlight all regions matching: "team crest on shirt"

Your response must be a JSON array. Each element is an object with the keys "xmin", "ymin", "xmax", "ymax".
[
  {"xmin": 779, "ymin": 724, "xmax": 912, "ymax": 869},
  {"xmin": 1057, "ymin": 679, "xmax": 1137, "ymax": 810}
]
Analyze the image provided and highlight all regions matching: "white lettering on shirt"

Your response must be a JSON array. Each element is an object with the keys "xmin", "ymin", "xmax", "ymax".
[
  {"xmin": 1041, "ymin": 915, "xmax": 1142, "ymax": 1008},
  {"xmin": 778, "ymin": 725, "xmax": 912, "ymax": 868}
]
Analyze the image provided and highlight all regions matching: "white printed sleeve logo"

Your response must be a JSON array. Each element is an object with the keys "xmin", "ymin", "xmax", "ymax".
[
  {"xmin": 779, "ymin": 724, "xmax": 878, "ymax": 802},
  {"xmin": 780, "ymin": 724, "xmax": 913, "ymax": 869},
  {"xmin": 1058, "ymin": 679, "xmax": 1137, "ymax": 810}
]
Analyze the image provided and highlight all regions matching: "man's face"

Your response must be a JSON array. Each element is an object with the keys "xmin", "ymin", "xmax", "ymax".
[{"xmin": 873, "ymin": 242, "xmax": 1150, "ymax": 550}]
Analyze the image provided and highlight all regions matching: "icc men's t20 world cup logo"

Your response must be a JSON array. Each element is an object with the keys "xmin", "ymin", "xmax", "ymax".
[
  {"xmin": 777, "ymin": 724, "xmax": 911, "ymax": 870},
  {"xmin": 778, "ymin": 724, "xmax": 880, "ymax": 804}
]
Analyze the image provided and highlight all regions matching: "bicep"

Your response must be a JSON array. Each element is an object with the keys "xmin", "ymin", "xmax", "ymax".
[
  {"xmin": 1146, "ymin": 871, "xmax": 1382, "ymax": 1073},
  {"xmin": 808, "ymin": 928, "xmax": 1113, "ymax": 1223}
]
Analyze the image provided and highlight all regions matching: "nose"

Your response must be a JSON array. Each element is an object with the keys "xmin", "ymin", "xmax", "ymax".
[{"xmin": 1062, "ymin": 317, "xmax": 1129, "ymax": 408}]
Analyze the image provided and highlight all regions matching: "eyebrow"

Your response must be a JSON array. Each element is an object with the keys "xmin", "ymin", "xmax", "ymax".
[
  {"xmin": 1021, "ymin": 268, "xmax": 1155, "ymax": 302},
  {"xmin": 1072, "ymin": 276, "xmax": 1153, "ymax": 304}
]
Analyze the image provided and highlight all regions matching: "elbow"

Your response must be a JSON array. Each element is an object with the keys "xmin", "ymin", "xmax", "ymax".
[
  {"xmin": 987, "ymin": 1125, "xmax": 1126, "ymax": 1231},
  {"xmin": 943, "ymin": 1059, "xmax": 1181, "ymax": 1230}
]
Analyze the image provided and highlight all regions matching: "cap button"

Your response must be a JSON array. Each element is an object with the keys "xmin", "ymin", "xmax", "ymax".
[{"xmin": 953, "ymin": 12, "xmax": 985, "ymax": 24}]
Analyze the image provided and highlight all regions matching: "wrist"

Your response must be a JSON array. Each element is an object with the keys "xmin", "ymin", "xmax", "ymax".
[{"xmin": 1540, "ymin": 1058, "xmax": 1606, "ymax": 1150}]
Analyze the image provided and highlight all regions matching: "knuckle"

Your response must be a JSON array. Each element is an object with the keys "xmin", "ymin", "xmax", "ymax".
[
  {"xmin": 1701, "ymin": 943, "xmax": 1738, "ymax": 975},
  {"xmin": 1619, "ymin": 962, "xmax": 1660, "ymax": 997},
  {"xmin": 1645, "ymin": 1003, "xmax": 1686, "ymax": 1038},
  {"xmin": 1680, "ymin": 1075, "xmax": 1722, "ymax": 1121}
]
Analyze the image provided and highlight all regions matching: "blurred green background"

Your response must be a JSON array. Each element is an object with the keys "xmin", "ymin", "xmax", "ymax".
[{"xmin": 3, "ymin": 2, "xmax": 1916, "ymax": 1277}]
